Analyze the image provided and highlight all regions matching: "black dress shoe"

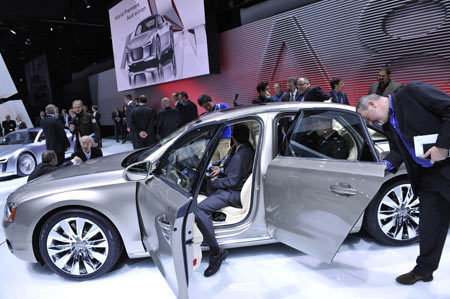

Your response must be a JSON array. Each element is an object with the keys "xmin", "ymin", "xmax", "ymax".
[
  {"xmin": 396, "ymin": 270, "xmax": 433, "ymax": 285},
  {"xmin": 122, "ymin": 141, "xmax": 126, "ymax": 144},
  {"xmin": 204, "ymin": 249, "xmax": 228, "ymax": 277}
]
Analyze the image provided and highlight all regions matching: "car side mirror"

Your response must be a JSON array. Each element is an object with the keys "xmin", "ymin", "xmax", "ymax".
[{"xmin": 123, "ymin": 161, "xmax": 153, "ymax": 181}]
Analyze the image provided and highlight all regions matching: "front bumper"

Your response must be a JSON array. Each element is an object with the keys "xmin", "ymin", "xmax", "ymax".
[{"xmin": 2, "ymin": 217, "xmax": 38, "ymax": 263}]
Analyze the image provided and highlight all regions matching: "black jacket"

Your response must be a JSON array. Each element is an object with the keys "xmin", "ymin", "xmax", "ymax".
[
  {"xmin": 93, "ymin": 111, "xmax": 101, "ymax": 127},
  {"xmin": 74, "ymin": 111, "xmax": 101, "ymax": 143},
  {"xmin": 2, "ymin": 120, "xmax": 16, "ymax": 135},
  {"xmin": 40, "ymin": 115, "xmax": 70, "ymax": 153},
  {"xmin": 125, "ymin": 101, "xmax": 135, "ymax": 130},
  {"xmin": 157, "ymin": 107, "xmax": 180, "ymax": 138},
  {"xmin": 27, "ymin": 163, "xmax": 58, "ymax": 182},
  {"xmin": 179, "ymin": 100, "xmax": 198, "ymax": 126},
  {"xmin": 130, "ymin": 105, "xmax": 156, "ymax": 135},
  {"xmin": 18, "ymin": 122, "xmax": 27, "ymax": 129},
  {"xmin": 111, "ymin": 110, "xmax": 124, "ymax": 124},
  {"xmin": 383, "ymin": 82, "xmax": 450, "ymax": 192},
  {"xmin": 252, "ymin": 96, "xmax": 270, "ymax": 105},
  {"xmin": 71, "ymin": 147, "xmax": 103, "ymax": 161},
  {"xmin": 329, "ymin": 91, "xmax": 349, "ymax": 105},
  {"xmin": 299, "ymin": 87, "xmax": 331, "ymax": 102},
  {"xmin": 211, "ymin": 142, "xmax": 255, "ymax": 193}
]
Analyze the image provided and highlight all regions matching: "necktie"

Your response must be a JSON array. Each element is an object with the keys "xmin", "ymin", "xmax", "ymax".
[
  {"xmin": 290, "ymin": 93, "xmax": 294, "ymax": 102},
  {"xmin": 338, "ymin": 92, "xmax": 342, "ymax": 104}
]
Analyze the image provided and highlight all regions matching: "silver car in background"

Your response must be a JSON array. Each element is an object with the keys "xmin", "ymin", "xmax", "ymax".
[
  {"xmin": 0, "ymin": 128, "xmax": 75, "ymax": 177},
  {"xmin": 2, "ymin": 103, "xmax": 417, "ymax": 298}
]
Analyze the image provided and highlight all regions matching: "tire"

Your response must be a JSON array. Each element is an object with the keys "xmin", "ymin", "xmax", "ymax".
[
  {"xmin": 39, "ymin": 209, "xmax": 123, "ymax": 280},
  {"xmin": 17, "ymin": 152, "xmax": 36, "ymax": 176},
  {"xmin": 364, "ymin": 178, "xmax": 419, "ymax": 246}
]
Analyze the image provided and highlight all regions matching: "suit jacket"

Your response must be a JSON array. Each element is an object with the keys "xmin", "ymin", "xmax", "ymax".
[
  {"xmin": 40, "ymin": 115, "xmax": 70, "ymax": 154},
  {"xmin": 2, "ymin": 120, "xmax": 16, "ymax": 135},
  {"xmin": 157, "ymin": 107, "xmax": 180, "ymax": 138},
  {"xmin": 27, "ymin": 163, "xmax": 59, "ymax": 182},
  {"xmin": 211, "ymin": 142, "xmax": 255, "ymax": 195},
  {"xmin": 35, "ymin": 116, "xmax": 44, "ymax": 127},
  {"xmin": 369, "ymin": 80, "xmax": 403, "ymax": 96},
  {"xmin": 382, "ymin": 82, "xmax": 450, "ymax": 192},
  {"xmin": 329, "ymin": 91, "xmax": 349, "ymax": 105},
  {"xmin": 179, "ymin": 100, "xmax": 198, "ymax": 126},
  {"xmin": 18, "ymin": 122, "xmax": 27, "ymax": 129},
  {"xmin": 71, "ymin": 147, "xmax": 103, "ymax": 161},
  {"xmin": 130, "ymin": 104, "xmax": 156, "ymax": 137},
  {"xmin": 125, "ymin": 101, "xmax": 135, "ymax": 130},
  {"xmin": 282, "ymin": 89, "xmax": 301, "ymax": 102},
  {"xmin": 93, "ymin": 111, "xmax": 101, "ymax": 127},
  {"xmin": 300, "ymin": 86, "xmax": 331, "ymax": 102},
  {"xmin": 111, "ymin": 110, "xmax": 124, "ymax": 124}
]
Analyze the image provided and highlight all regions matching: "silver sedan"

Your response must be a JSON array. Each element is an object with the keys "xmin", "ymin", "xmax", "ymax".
[{"xmin": 2, "ymin": 103, "xmax": 418, "ymax": 298}]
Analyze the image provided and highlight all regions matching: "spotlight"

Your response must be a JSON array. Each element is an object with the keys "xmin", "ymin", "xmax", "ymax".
[
  {"xmin": 9, "ymin": 29, "xmax": 16, "ymax": 35},
  {"xmin": 83, "ymin": 0, "xmax": 91, "ymax": 8},
  {"xmin": 50, "ymin": 27, "xmax": 54, "ymax": 31},
  {"xmin": 24, "ymin": 38, "xmax": 32, "ymax": 46}
]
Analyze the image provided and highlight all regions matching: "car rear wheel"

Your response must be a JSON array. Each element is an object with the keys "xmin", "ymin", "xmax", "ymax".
[
  {"xmin": 39, "ymin": 209, "xmax": 123, "ymax": 280},
  {"xmin": 17, "ymin": 152, "xmax": 36, "ymax": 176},
  {"xmin": 364, "ymin": 178, "xmax": 419, "ymax": 245}
]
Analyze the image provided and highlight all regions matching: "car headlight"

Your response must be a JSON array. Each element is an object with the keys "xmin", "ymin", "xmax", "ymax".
[{"xmin": 3, "ymin": 202, "xmax": 17, "ymax": 223}]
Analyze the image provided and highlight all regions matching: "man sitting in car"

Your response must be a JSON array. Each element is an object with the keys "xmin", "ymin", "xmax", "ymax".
[
  {"xmin": 310, "ymin": 116, "xmax": 349, "ymax": 160},
  {"xmin": 195, "ymin": 124, "xmax": 255, "ymax": 277}
]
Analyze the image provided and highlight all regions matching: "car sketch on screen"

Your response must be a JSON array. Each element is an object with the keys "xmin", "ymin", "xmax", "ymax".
[{"xmin": 125, "ymin": 14, "xmax": 176, "ymax": 86}]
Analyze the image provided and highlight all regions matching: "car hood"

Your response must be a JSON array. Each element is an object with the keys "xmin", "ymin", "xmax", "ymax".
[
  {"xmin": 127, "ymin": 32, "xmax": 154, "ymax": 49},
  {"xmin": 0, "ymin": 144, "xmax": 23, "ymax": 156},
  {"xmin": 12, "ymin": 151, "xmax": 133, "ymax": 203}
]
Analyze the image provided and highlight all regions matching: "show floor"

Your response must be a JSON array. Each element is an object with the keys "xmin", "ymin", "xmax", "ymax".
[{"xmin": 1, "ymin": 139, "xmax": 449, "ymax": 299}]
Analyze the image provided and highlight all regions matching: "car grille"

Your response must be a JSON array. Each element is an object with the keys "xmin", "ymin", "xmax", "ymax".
[{"xmin": 131, "ymin": 47, "xmax": 143, "ymax": 61}]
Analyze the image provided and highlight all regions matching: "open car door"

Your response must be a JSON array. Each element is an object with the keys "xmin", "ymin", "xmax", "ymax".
[
  {"xmin": 265, "ymin": 109, "xmax": 385, "ymax": 263},
  {"xmin": 134, "ymin": 124, "xmax": 223, "ymax": 299}
]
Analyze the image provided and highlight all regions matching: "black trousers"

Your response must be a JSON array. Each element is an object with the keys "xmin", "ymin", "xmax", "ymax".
[
  {"xmin": 195, "ymin": 181, "xmax": 241, "ymax": 249},
  {"xmin": 56, "ymin": 151, "xmax": 65, "ymax": 166},
  {"xmin": 113, "ymin": 123, "xmax": 125, "ymax": 142},
  {"xmin": 413, "ymin": 166, "xmax": 450, "ymax": 276}
]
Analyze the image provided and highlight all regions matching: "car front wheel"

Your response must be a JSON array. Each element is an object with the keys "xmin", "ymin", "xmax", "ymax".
[
  {"xmin": 17, "ymin": 152, "xmax": 36, "ymax": 176},
  {"xmin": 364, "ymin": 178, "xmax": 419, "ymax": 246},
  {"xmin": 39, "ymin": 209, "xmax": 123, "ymax": 280}
]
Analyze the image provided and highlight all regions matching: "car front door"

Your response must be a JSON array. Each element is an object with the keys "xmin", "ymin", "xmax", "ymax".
[
  {"xmin": 265, "ymin": 109, "xmax": 385, "ymax": 263},
  {"xmin": 135, "ymin": 123, "xmax": 222, "ymax": 299}
]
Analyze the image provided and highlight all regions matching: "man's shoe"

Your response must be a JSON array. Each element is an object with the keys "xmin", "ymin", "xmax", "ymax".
[
  {"xmin": 116, "ymin": 140, "xmax": 120, "ymax": 143},
  {"xmin": 122, "ymin": 141, "xmax": 126, "ymax": 144},
  {"xmin": 204, "ymin": 249, "xmax": 228, "ymax": 277},
  {"xmin": 396, "ymin": 270, "xmax": 433, "ymax": 285}
]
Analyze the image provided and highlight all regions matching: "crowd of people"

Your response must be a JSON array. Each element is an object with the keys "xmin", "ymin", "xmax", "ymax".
[{"xmin": 0, "ymin": 115, "xmax": 27, "ymax": 137}]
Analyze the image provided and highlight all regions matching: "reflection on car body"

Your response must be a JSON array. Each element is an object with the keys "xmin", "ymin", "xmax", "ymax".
[{"xmin": 2, "ymin": 103, "xmax": 417, "ymax": 298}]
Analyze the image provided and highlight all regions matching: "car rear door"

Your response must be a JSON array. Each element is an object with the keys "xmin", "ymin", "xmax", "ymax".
[
  {"xmin": 136, "ymin": 123, "xmax": 223, "ymax": 299},
  {"xmin": 265, "ymin": 108, "xmax": 385, "ymax": 263}
]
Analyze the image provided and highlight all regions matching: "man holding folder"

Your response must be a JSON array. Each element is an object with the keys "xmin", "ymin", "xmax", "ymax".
[{"xmin": 357, "ymin": 82, "xmax": 450, "ymax": 285}]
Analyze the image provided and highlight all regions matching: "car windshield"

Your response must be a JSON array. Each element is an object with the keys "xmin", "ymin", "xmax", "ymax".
[
  {"xmin": 121, "ymin": 125, "xmax": 190, "ymax": 167},
  {"xmin": 0, "ymin": 131, "xmax": 37, "ymax": 145},
  {"xmin": 135, "ymin": 18, "xmax": 156, "ymax": 35}
]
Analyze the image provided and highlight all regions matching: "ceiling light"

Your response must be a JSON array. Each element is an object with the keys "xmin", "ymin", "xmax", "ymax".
[
  {"xmin": 83, "ymin": 0, "xmax": 91, "ymax": 8},
  {"xmin": 9, "ymin": 29, "xmax": 16, "ymax": 35},
  {"xmin": 50, "ymin": 27, "xmax": 54, "ymax": 31}
]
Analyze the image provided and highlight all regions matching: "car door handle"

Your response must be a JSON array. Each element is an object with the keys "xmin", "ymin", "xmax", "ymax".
[{"xmin": 329, "ymin": 183, "xmax": 358, "ymax": 196}]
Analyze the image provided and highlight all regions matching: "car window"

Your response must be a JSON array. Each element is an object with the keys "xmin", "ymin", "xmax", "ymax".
[
  {"xmin": 0, "ymin": 131, "xmax": 30, "ymax": 145},
  {"xmin": 284, "ymin": 110, "xmax": 374, "ymax": 161},
  {"xmin": 157, "ymin": 16, "xmax": 163, "ymax": 25},
  {"xmin": 157, "ymin": 125, "xmax": 220, "ymax": 193},
  {"xmin": 135, "ymin": 18, "xmax": 156, "ymax": 35},
  {"xmin": 368, "ymin": 126, "xmax": 387, "ymax": 142}
]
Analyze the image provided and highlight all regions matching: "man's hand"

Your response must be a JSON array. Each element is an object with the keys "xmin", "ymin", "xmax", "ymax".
[
  {"xmin": 93, "ymin": 142, "xmax": 98, "ymax": 147},
  {"xmin": 210, "ymin": 166, "xmax": 221, "ymax": 177},
  {"xmin": 423, "ymin": 146, "xmax": 448, "ymax": 164},
  {"xmin": 210, "ymin": 176, "xmax": 217, "ymax": 182},
  {"xmin": 73, "ymin": 156, "xmax": 83, "ymax": 164},
  {"xmin": 139, "ymin": 131, "xmax": 147, "ymax": 138},
  {"xmin": 127, "ymin": 128, "xmax": 130, "ymax": 132}
]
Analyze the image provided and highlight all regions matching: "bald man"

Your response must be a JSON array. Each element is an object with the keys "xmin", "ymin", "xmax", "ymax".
[
  {"xmin": 71, "ymin": 135, "xmax": 103, "ymax": 162},
  {"xmin": 157, "ymin": 97, "xmax": 180, "ymax": 138}
]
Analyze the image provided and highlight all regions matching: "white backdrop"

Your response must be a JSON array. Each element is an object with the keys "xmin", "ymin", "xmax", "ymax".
[
  {"xmin": 0, "ymin": 53, "xmax": 17, "ymax": 99},
  {"xmin": 0, "ymin": 100, "xmax": 33, "ymax": 129}
]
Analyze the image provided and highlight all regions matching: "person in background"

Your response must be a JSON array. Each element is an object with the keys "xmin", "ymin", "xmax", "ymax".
[
  {"xmin": 15, "ymin": 116, "xmax": 27, "ymax": 129},
  {"xmin": 130, "ymin": 95, "xmax": 156, "ymax": 149},
  {"xmin": 27, "ymin": 150, "xmax": 81, "ymax": 182},
  {"xmin": 329, "ymin": 77, "xmax": 349, "ymax": 105},
  {"xmin": 112, "ymin": 106, "xmax": 125, "ymax": 143},
  {"xmin": 72, "ymin": 135, "xmax": 103, "ymax": 162},
  {"xmin": 72, "ymin": 100, "xmax": 101, "ymax": 151},
  {"xmin": 82, "ymin": 105, "xmax": 89, "ymax": 113},
  {"xmin": 296, "ymin": 77, "xmax": 330, "ymax": 102},
  {"xmin": 35, "ymin": 110, "xmax": 45, "ymax": 127},
  {"xmin": 357, "ymin": 82, "xmax": 450, "ymax": 285},
  {"xmin": 368, "ymin": 67, "xmax": 403, "ymax": 96},
  {"xmin": 252, "ymin": 81, "xmax": 271, "ymax": 105},
  {"xmin": 285, "ymin": 77, "xmax": 300, "ymax": 102},
  {"xmin": 271, "ymin": 83, "xmax": 285, "ymax": 102},
  {"xmin": 40, "ymin": 104, "xmax": 70, "ymax": 165},
  {"xmin": 2, "ymin": 115, "xmax": 16, "ymax": 136},
  {"xmin": 124, "ymin": 94, "xmax": 136, "ymax": 148},
  {"xmin": 178, "ymin": 91, "xmax": 198, "ymax": 126},
  {"xmin": 198, "ymin": 94, "xmax": 231, "ymax": 161},
  {"xmin": 157, "ymin": 97, "xmax": 180, "ymax": 139},
  {"xmin": 91, "ymin": 105, "xmax": 102, "ymax": 147},
  {"xmin": 61, "ymin": 109, "xmax": 70, "ymax": 128},
  {"xmin": 122, "ymin": 104, "xmax": 128, "ymax": 143}
]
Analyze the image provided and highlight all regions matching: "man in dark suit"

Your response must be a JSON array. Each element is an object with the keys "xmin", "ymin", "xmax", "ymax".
[
  {"xmin": 72, "ymin": 100, "xmax": 101, "ymax": 150},
  {"xmin": 368, "ymin": 67, "xmax": 403, "ymax": 96},
  {"xmin": 129, "ymin": 95, "xmax": 156, "ymax": 149},
  {"xmin": 112, "ymin": 106, "xmax": 125, "ymax": 143},
  {"xmin": 41, "ymin": 104, "xmax": 70, "ymax": 165},
  {"xmin": 329, "ymin": 77, "xmax": 349, "ymax": 105},
  {"xmin": 195, "ymin": 124, "xmax": 255, "ymax": 277},
  {"xmin": 284, "ymin": 77, "xmax": 300, "ymax": 102},
  {"xmin": 28, "ymin": 150, "xmax": 81, "ymax": 182},
  {"xmin": 2, "ymin": 115, "xmax": 16, "ymax": 135},
  {"xmin": 35, "ymin": 110, "xmax": 45, "ymax": 127},
  {"xmin": 157, "ymin": 97, "xmax": 180, "ymax": 139},
  {"xmin": 15, "ymin": 116, "xmax": 27, "ymax": 129},
  {"xmin": 357, "ymin": 82, "xmax": 450, "ymax": 285},
  {"xmin": 92, "ymin": 105, "xmax": 101, "ymax": 127},
  {"xmin": 296, "ymin": 77, "xmax": 331, "ymax": 102},
  {"xmin": 124, "ymin": 94, "xmax": 136, "ymax": 148},
  {"xmin": 71, "ymin": 135, "xmax": 103, "ymax": 162},
  {"xmin": 178, "ymin": 91, "xmax": 198, "ymax": 126}
]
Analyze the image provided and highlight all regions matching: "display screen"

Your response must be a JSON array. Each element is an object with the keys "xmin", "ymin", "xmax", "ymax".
[{"xmin": 109, "ymin": 0, "xmax": 210, "ymax": 91}]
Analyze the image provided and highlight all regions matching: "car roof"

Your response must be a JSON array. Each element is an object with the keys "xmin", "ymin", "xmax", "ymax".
[{"xmin": 197, "ymin": 102, "xmax": 356, "ymax": 124}]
